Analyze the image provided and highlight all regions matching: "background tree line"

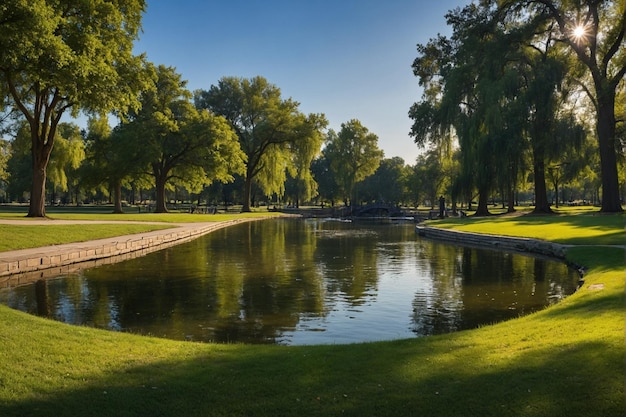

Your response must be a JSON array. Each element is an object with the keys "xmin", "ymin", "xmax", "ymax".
[
  {"xmin": 0, "ymin": 0, "xmax": 622, "ymax": 215},
  {"xmin": 410, "ymin": 0, "xmax": 624, "ymax": 214}
]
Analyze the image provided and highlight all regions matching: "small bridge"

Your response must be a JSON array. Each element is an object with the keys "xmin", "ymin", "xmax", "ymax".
[{"xmin": 349, "ymin": 203, "xmax": 405, "ymax": 218}]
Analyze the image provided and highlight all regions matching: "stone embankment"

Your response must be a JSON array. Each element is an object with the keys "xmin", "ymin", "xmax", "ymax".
[
  {"xmin": 0, "ymin": 219, "xmax": 260, "ymax": 288},
  {"xmin": 415, "ymin": 225, "xmax": 568, "ymax": 259}
]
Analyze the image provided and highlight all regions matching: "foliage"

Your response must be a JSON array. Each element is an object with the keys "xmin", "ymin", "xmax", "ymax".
[
  {"xmin": 311, "ymin": 154, "xmax": 341, "ymax": 206},
  {"xmin": 121, "ymin": 66, "xmax": 246, "ymax": 213},
  {"xmin": 324, "ymin": 120, "xmax": 384, "ymax": 205},
  {"xmin": 359, "ymin": 157, "xmax": 411, "ymax": 205},
  {"xmin": 0, "ymin": 0, "xmax": 151, "ymax": 216},
  {"xmin": 195, "ymin": 76, "xmax": 327, "ymax": 212},
  {"xmin": 47, "ymin": 123, "xmax": 85, "ymax": 201}
]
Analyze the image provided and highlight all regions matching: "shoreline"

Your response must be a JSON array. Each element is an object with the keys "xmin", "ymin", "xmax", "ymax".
[
  {"xmin": 415, "ymin": 224, "xmax": 569, "ymax": 259},
  {"xmin": 0, "ymin": 218, "xmax": 266, "ymax": 288}
]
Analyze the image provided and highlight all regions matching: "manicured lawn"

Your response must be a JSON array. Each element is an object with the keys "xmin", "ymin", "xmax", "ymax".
[
  {"xmin": 0, "ymin": 224, "xmax": 175, "ymax": 252},
  {"xmin": 0, "ymin": 211, "xmax": 623, "ymax": 417},
  {"xmin": 0, "ymin": 212, "xmax": 283, "ymax": 252},
  {"xmin": 433, "ymin": 210, "xmax": 625, "ymax": 246}
]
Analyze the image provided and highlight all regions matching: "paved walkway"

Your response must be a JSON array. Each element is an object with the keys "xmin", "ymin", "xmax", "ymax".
[{"xmin": 0, "ymin": 218, "xmax": 263, "ymax": 286}]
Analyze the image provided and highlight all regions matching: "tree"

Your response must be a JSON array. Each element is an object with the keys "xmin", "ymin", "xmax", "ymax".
[
  {"xmin": 324, "ymin": 120, "xmax": 384, "ymax": 205},
  {"xmin": 360, "ymin": 157, "xmax": 410, "ymax": 205},
  {"xmin": 311, "ymin": 154, "xmax": 341, "ymax": 206},
  {"xmin": 81, "ymin": 116, "xmax": 149, "ymax": 213},
  {"xmin": 47, "ymin": 123, "xmax": 85, "ymax": 205},
  {"xmin": 0, "ymin": 0, "xmax": 150, "ymax": 216},
  {"xmin": 411, "ymin": 4, "xmax": 504, "ymax": 216},
  {"xmin": 126, "ymin": 66, "xmax": 245, "ymax": 213},
  {"xmin": 195, "ymin": 76, "xmax": 327, "ymax": 212},
  {"xmin": 499, "ymin": 0, "xmax": 625, "ymax": 212}
]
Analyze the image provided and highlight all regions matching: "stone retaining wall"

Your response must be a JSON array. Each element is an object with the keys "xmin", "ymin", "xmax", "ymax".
[
  {"xmin": 0, "ymin": 218, "xmax": 260, "ymax": 287},
  {"xmin": 415, "ymin": 225, "xmax": 568, "ymax": 259}
]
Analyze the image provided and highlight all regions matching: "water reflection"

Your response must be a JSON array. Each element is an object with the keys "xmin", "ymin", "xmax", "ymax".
[{"xmin": 0, "ymin": 219, "xmax": 579, "ymax": 345}]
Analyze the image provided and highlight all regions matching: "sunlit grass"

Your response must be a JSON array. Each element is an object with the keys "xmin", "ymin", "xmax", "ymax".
[
  {"xmin": 431, "ymin": 211, "xmax": 625, "ymax": 245},
  {"xmin": 0, "ymin": 210, "xmax": 623, "ymax": 416},
  {"xmin": 0, "ymin": 224, "xmax": 175, "ymax": 252},
  {"xmin": 0, "ymin": 211, "xmax": 284, "ymax": 252},
  {"xmin": 0, "ymin": 244, "xmax": 622, "ymax": 416}
]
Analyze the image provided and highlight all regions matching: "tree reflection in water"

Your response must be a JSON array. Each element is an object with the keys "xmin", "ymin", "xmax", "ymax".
[{"xmin": 0, "ymin": 219, "xmax": 579, "ymax": 345}]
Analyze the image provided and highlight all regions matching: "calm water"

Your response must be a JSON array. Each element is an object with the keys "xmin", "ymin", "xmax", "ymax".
[{"xmin": 0, "ymin": 218, "xmax": 579, "ymax": 345}]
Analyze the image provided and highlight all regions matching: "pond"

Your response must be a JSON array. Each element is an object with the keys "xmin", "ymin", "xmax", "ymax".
[{"xmin": 0, "ymin": 218, "xmax": 580, "ymax": 345}]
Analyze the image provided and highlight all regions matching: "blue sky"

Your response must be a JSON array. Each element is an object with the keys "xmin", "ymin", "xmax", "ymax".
[{"xmin": 135, "ymin": 0, "xmax": 471, "ymax": 163}]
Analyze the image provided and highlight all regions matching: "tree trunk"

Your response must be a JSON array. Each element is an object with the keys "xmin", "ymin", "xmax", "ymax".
[
  {"xmin": 473, "ymin": 186, "xmax": 491, "ymax": 216},
  {"xmin": 28, "ymin": 163, "xmax": 47, "ymax": 217},
  {"xmin": 155, "ymin": 175, "xmax": 168, "ymax": 213},
  {"xmin": 596, "ymin": 94, "xmax": 623, "ymax": 212},
  {"xmin": 241, "ymin": 173, "xmax": 253, "ymax": 212},
  {"xmin": 507, "ymin": 185, "xmax": 515, "ymax": 213},
  {"xmin": 112, "ymin": 180, "xmax": 124, "ymax": 214},
  {"xmin": 531, "ymin": 149, "xmax": 552, "ymax": 215}
]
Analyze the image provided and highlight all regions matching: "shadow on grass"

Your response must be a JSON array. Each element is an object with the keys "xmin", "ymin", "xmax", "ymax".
[
  {"xmin": 540, "ymin": 291, "xmax": 625, "ymax": 319},
  {"xmin": 1, "ymin": 337, "xmax": 622, "ymax": 417}
]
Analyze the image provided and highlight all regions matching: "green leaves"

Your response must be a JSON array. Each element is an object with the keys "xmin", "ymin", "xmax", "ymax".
[
  {"xmin": 195, "ymin": 76, "xmax": 327, "ymax": 211},
  {"xmin": 324, "ymin": 119, "xmax": 383, "ymax": 205},
  {"xmin": 0, "ymin": 0, "xmax": 149, "ymax": 216}
]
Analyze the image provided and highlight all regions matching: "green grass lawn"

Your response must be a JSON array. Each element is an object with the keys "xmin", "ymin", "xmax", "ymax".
[
  {"xmin": 0, "ymin": 211, "xmax": 283, "ymax": 252},
  {"xmin": 432, "ymin": 210, "xmax": 625, "ymax": 246},
  {"xmin": 0, "ymin": 224, "xmax": 176, "ymax": 252},
  {"xmin": 0, "ymin": 210, "xmax": 623, "ymax": 417}
]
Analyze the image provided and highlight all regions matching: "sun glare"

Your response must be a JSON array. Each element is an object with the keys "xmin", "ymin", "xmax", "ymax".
[
  {"xmin": 570, "ymin": 22, "xmax": 591, "ymax": 44},
  {"xmin": 573, "ymin": 25, "xmax": 585, "ymax": 39}
]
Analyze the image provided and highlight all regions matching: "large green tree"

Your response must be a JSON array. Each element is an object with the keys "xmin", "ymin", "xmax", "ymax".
[
  {"xmin": 126, "ymin": 66, "xmax": 245, "ymax": 213},
  {"xmin": 194, "ymin": 76, "xmax": 327, "ymax": 212},
  {"xmin": 82, "ymin": 116, "xmax": 149, "ymax": 213},
  {"xmin": 411, "ymin": 4, "xmax": 503, "ymax": 216},
  {"xmin": 324, "ymin": 120, "xmax": 384, "ymax": 206},
  {"xmin": 360, "ymin": 157, "xmax": 410, "ymax": 205},
  {"xmin": 499, "ymin": 0, "xmax": 625, "ymax": 212},
  {"xmin": 0, "ymin": 0, "xmax": 150, "ymax": 217}
]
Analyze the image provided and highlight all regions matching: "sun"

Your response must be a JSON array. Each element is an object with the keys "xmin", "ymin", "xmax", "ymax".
[
  {"xmin": 570, "ymin": 22, "xmax": 591, "ymax": 44},
  {"xmin": 573, "ymin": 25, "xmax": 586, "ymax": 39}
]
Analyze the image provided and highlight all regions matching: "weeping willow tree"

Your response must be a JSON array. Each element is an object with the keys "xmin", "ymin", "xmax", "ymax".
[
  {"xmin": 498, "ymin": 0, "xmax": 625, "ymax": 212},
  {"xmin": 411, "ymin": 3, "xmax": 505, "ymax": 216},
  {"xmin": 195, "ymin": 76, "xmax": 327, "ymax": 212},
  {"xmin": 47, "ymin": 123, "xmax": 85, "ymax": 205}
]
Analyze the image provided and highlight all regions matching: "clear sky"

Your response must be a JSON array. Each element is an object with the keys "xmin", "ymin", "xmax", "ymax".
[{"xmin": 134, "ymin": 0, "xmax": 471, "ymax": 164}]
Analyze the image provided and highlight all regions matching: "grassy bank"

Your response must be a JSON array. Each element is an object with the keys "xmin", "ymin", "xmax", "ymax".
[
  {"xmin": 432, "ymin": 211, "xmax": 624, "ymax": 246},
  {"xmin": 0, "ymin": 212, "xmax": 623, "ymax": 416},
  {"xmin": 0, "ymin": 212, "xmax": 282, "ymax": 252}
]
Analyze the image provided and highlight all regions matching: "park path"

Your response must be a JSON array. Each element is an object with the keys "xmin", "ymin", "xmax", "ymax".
[{"xmin": 0, "ymin": 218, "xmax": 263, "ymax": 285}]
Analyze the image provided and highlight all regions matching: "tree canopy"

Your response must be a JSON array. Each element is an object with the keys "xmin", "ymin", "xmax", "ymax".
[
  {"xmin": 195, "ymin": 76, "xmax": 327, "ymax": 212},
  {"xmin": 0, "ymin": 0, "xmax": 150, "ymax": 216},
  {"xmin": 121, "ymin": 66, "xmax": 246, "ymax": 213},
  {"xmin": 410, "ymin": 0, "xmax": 624, "ymax": 214},
  {"xmin": 324, "ymin": 119, "xmax": 384, "ymax": 205}
]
